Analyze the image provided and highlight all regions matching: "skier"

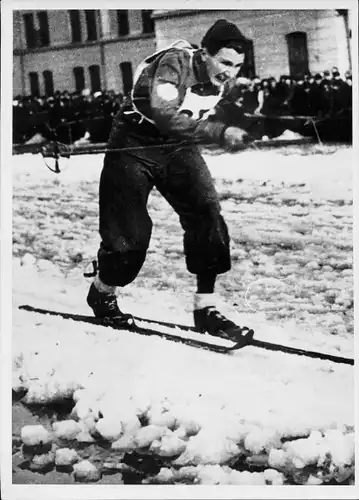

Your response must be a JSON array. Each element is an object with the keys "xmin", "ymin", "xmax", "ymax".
[{"xmin": 87, "ymin": 19, "xmax": 253, "ymax": 341}]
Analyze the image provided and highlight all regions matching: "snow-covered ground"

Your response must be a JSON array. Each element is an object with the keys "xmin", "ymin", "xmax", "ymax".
[{"xmin": 9, "ymin": 143, "xmax": 355, "ymax": 489}]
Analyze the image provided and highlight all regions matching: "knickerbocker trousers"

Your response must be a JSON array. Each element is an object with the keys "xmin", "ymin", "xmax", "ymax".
[{"xmin": 97, "ymin": 114, "xmax": 231, "ymax": 286}]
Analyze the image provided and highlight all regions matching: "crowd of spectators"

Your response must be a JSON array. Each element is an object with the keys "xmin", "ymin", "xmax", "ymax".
[
  {"xmin": 13, "ymin": 66, "xmax": 352, "ymax": 146},
  {"xmin": 13, "ymin": 89, "xmax": 124, "ymax": 145},
  {"xmin": 236, "ymin": 67, "xmax": 352, "ymax": 118}
]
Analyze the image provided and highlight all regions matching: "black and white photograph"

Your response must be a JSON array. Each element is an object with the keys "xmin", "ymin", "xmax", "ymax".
[{"xmin": 1, "ymin": 0, "xmax": 358, "ymax": 497}]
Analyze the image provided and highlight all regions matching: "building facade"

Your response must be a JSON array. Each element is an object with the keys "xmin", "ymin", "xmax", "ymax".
[
  {"xmin": 153, "ymin": 9, "xmax": 352, "ymax": 79},
  {"xmin": 13, "ymin": 9, "xmax": 352, "ymax": 97},
  {"xmin": 13, "ymin": 9, "xmax": 156, "ymax": 97}
]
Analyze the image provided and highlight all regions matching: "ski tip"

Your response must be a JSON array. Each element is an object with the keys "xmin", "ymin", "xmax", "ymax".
[
  {"xmin": 226, "ymin": 329, "xmax": 255, "ymax": 351},
  {"xmin": 244, "ymin": 328, "xmax": 255, "ymax": 341}
]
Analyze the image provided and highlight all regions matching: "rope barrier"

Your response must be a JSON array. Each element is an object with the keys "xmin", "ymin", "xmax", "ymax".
[
  {"xmin": 40, "ymin": 139, "xmax": 224, "ymax": 173},
  {"xmin": 37, "ymin": 110, "xmax": 344, "ymax": 173}
]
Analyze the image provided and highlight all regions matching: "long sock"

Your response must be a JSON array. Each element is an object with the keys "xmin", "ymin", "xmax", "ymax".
[
  {"xmin": 196, "ymin": 272, "xmax": 217, "ymax": 294},
  {"xmin": 194, "ymin": 272, "xmax": 217, "ymax": 310},
  {"xmin": 94, "ymin": 275, "xmax": 117, "ymax": 294}
]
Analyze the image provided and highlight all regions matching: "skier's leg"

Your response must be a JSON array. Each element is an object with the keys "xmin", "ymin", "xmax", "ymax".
[
  {"xmin": 155, "ymin": 146, "xmax": 246, "ymax": 339},
  {"xmin": 87, "ymin": 146, "xmax": 155, "ymax": 320},
  {"xmin": 156, "ymin": 145, "xmax": 231, "ymax": 279},
  {"xmin": 97, "ymin": 151, "xmax": 154, "ymax": 287}
]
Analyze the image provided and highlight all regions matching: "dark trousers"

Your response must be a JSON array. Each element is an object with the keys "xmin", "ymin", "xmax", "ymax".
[{"xmin": 97, "ymin": 116, "xmax": 231, "ymax": 286}]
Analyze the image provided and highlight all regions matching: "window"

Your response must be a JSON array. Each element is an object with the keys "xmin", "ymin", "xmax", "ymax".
[
  {"xmin": 85, "ymin": 10, "xmax": 97, "ymax": 41},
  {"xmin": 89, "ymin": 65, "xmax": 101, "ymax": 92},
  {"xmin": 37, "ymin": 11, "xmax": 50, "ymax": 46},
  {"xmin": 120, "ymin": 61, "xmax": 133, "ymax": 96},
  {"xmin": 73, "ymin": 66, "xmax": 85, "ymax": 91},
  {"xmin": 23, "ymin": 13, "xmax": 37, "ymax": 48},
  {"xmin": 43, "ymin": 70, "xmax": 54, "ymax": 96},
  {"xmin": 242, "ymin": 39, "xmax": 255, "ymax": 79},
  {"xmin": 286, "ymin": 32, "xmax": 309, "ymax": 79},
  {"xmin": 141, "ymin": 10, "xmax": 154, "ymax": 34},
  {"xmin": 69, "ymin": 10, "xmax": 82, "ymax": 43},
  {"xmin": 29, "ymin": 72, "xmax": 40, "ymax": 96},
  {"xmin": 117, "ymin": 10, "xmax": 129, "ymax": 36}
]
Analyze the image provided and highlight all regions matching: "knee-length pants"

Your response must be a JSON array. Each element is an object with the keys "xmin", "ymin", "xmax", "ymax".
[{"xmin": 97, "ymin": 118, "xmax": 231, "ymax": 286}]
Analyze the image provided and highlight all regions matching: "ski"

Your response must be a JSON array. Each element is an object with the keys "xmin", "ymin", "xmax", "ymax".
[
  {"xmin": 18, "ymin": 305, "xmax": 354, "ymax": 365},
  {"xmin": 18, "ymin": 305, "xmax": 250, "ymax": 354},
  {"xmin": 135, "ymin": 314, "xmax": 354, "ymax": 365}
]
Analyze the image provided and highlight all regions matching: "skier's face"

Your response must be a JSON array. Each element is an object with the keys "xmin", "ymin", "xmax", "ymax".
[{"xmin": 205, "ymin": 47, "xmax": 245, "ymax": 87}]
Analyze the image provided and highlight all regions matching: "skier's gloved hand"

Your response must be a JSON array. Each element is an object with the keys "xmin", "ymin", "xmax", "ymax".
[{"xmin": 222, "ymin": 126, "xmax": 252, "ymax": 151}]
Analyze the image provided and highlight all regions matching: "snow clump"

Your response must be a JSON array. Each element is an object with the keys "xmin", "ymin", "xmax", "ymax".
[{"xmin": 21, "ymin": 425, "xmax": 53, "ymax": 446}]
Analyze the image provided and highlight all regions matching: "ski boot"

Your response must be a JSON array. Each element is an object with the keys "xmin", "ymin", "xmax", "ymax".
[
  {"xmin": 87, "ymin": 283, "xmax": 134, "ymax": 328},
  {"xmin": 194, "ymin": 306, "xmax": 254, "ymax": 343}
]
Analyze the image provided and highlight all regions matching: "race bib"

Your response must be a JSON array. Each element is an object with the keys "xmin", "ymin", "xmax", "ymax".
[{"xmin": 178, "ymin": 88, "xmax": 223, "ymax": 121}]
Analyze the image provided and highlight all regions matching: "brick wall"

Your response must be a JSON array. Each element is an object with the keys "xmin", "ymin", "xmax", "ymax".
[
  {"xmin": 15, "ymin": 38, "xmax": 156, "ymax": 95},
  {"xmin": 20, "ymin": 45, "xmax": 102, "ymax": 95},
  {"xmin": 13, "ymin": 56, "xmax": 23, "ymax": 97},
  {"xmin": 47, "ymin": 10, "xmax": 72, "ymax": 46},
  {"xmin": 13, "ymin": 9, "xmax": 156, "ymax": 96},
  {"xmin": 154, "ymin": 9, "xmax": 350, "ymax": 78},
  {"xmin": 104, "ymin": 37, "xmax": 156, "ymax": 93},
  {"xmin": 12, "ymin": 9, "xmax": 351, "ymax": 97}
]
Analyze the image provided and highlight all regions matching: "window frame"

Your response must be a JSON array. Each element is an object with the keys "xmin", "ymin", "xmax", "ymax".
[
  {"xmin": 119, "ymin": 61, "xmax": 133, "ymax": 96},
  {"xmin": 43, "ymin": 70, "xmax": 54, "ymax": 96},
  {"xmin": 23, "ymin": 13, "xmax": 37, "ymax": 49},
  {"xmin": 85, "ymin": 10, "xmax": 98, "ymax": 41},
  {"xmin": 89, "ymin": 64, "xmax": 101, "ymax": 92},
  {"xmin": 117, "ymin": 10, "xmax": 129, "ymax": 37},
  {"xmin": 285, "ymin": 31, "xmax": 309, "ymax": 79},
  {"xmin": 69, "ymin": 10, "xmax": 82, "ymax": 43},
  {"xmin": 29, "ymin": 71, "xmax": 40, "ymax": 97},
  {"xmin": 73, "ymin": 66, "xmax": 85, "ymax": 92},
  {"xmin": 141, "ymin": 10, "xmax": 154, "ymax": 34},
  {"xmin": 242, "ymin": 39, "xmax": 256, "ymax": 79},
  {"xmin": 37, "ymin": 11, "xmax": 50, "ymax": 47}
]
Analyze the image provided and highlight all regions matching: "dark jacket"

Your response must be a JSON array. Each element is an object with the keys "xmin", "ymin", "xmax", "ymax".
[{"xmin": 124, "ymin": 40, "xmax": 235, "ymax": 145}]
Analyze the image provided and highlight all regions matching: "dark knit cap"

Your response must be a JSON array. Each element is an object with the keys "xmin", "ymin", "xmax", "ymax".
[{"xmin": 201, "ymin": 19, "xmax": 248, "ymax": 55}]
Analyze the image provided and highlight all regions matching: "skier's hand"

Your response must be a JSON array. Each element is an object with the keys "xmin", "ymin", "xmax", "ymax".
[{"xmin": 223, "ymin": 126, "xmax": 251, "ymax": 151}]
